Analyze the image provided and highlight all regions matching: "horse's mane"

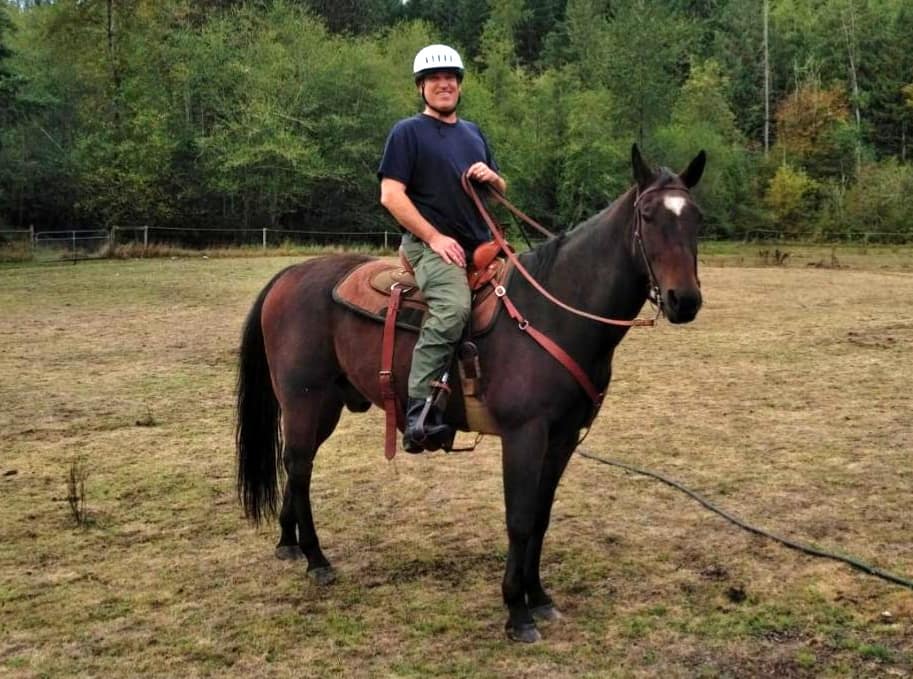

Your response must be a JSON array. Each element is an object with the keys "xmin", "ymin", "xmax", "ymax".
[
  {"xmin": 519, "ymin": 170, "xmax": 680, "ymax": 279},
  {"xmin": 520, "ymin": 207, "xmax": 611, "ymax": 279}
]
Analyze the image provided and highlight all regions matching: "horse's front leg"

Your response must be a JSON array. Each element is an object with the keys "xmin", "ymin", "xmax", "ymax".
[
  {"xmin": 501, "ymin": 419, "xmax": 548, "ymax": 643},
  {"xmin": 524, "ymin": 423, "xmax": 579, "ymax": 622}
]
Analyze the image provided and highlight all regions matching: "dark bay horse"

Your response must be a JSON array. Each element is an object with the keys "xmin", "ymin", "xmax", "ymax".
[{"xmin": 236, "ymin": 145, "xmax": 706, "ymax": 642}]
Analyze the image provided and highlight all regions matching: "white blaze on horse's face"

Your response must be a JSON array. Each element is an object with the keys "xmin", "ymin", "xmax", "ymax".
[
  {"xmin": 663, "ymin": 195, "xmax": 686, "ymax": 217},
  {"xmin": 639, "ymin": 184, "xmax": 703, "ymax": 325}
]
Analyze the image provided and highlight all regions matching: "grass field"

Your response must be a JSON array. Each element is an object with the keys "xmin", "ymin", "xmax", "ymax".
[{"xmin": 1, "ymin": 251, "xmax": 912, "ymax": 678}]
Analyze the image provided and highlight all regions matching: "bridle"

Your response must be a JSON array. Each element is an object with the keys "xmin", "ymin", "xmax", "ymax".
[
  {"xmin": 460, "ymin": 170, "xmax": 696, "ymax": 430},
  {"xmin": 462, "ymin": 172, "xmax": 694, "ymax": 326},
  {"xmin": 632, "ymin": 183, "xmax": 695, "ymax": 311}
]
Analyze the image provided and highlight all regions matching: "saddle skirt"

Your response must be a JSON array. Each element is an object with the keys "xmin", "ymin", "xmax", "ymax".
[{"xmin": 332, "ymin": 257, "xmax": 509, "ymax": 336}]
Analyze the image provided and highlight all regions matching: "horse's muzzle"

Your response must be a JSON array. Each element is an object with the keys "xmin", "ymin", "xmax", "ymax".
[{"xmin": 663, "ymin": 288, "xmax": 702, "ymax": 324}]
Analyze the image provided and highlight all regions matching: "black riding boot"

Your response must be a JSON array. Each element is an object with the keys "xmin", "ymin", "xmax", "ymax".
[{"xmin": 403, "ymin": 397, "xmax": 454, "ymax": 453}]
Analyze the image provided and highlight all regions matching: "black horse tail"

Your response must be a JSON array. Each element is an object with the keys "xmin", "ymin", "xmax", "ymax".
[{"xmin": 236, "ymin": 272, "xmax": 285, "ymax": 525}]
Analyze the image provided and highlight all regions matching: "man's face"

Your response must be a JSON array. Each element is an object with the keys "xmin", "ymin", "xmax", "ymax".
[{"xmin": 419, "ymin": 71, "xmax": 461, "ymax": 113}]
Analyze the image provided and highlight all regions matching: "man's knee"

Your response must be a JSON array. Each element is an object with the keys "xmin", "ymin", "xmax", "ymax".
[{"xmin": 439, "ymin": 305, "xmax": 470, "ymax": 342}]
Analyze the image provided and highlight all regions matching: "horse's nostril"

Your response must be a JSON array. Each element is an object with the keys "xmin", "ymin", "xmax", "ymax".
[{"xmin": 664, "ymin": 288, "xmax": 702, "ymax": 323}]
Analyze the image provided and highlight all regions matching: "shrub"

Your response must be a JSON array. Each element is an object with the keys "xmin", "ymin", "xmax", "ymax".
[{"xmin": 764, "ymin": 164, "xmax": 820, "ymax": 237}]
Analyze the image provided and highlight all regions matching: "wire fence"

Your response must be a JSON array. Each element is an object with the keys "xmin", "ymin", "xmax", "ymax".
[
  {"xmin": 2, "ymin": 224, "xmax": 912, "ymax": 264},
  {"xmin": 111, "ymin": 225, "xmax": 400, "ymax": 250},
  {"xmin": 738, "ymin": 228, "xmax": 913, "ymax": 245},
  {"xmin": 0, "ymin": 225, "xmax": 401, "ymax": 262}
]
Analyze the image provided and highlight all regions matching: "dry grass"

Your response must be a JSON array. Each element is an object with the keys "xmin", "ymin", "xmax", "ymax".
[
  {"xmin": 1, "ymin": 255, "xmax": 912, "ymax": 678},
  {"xmin": 106, "ymin": 241, "xmax": 396, "ymax": 260}
]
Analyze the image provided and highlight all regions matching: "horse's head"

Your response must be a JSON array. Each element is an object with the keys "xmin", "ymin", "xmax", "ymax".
[{"xmin": 631, "ymin": 144, "xmax": 706, "ymax": 324}]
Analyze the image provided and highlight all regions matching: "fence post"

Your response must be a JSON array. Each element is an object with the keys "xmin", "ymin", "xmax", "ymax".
[
  {"xmin": 71, "ymin": 230, "xmax": 77, "ymax": 264},
  {"xmin": 29, "ymin": 225, "xmax": 34, "ymax": 256},
  {"xmin": 143, "ymin": 225, "xmax": 149, "ymax": 253},
  {"xmin": 263, "ymin": 227, "xmax": 268, "ymax": 250},
  {"xmin": 384, "ymin": 231, "xmax": 389, "ymax": 250}
]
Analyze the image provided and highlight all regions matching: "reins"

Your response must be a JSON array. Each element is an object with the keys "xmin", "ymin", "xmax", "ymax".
[
  {"xmin": 460, "ymin": 172, "xmax": 659, "ymax": 328},
  {"xmin": 459, "ymin": 172, "xmax": 695, "ymax": 433}
]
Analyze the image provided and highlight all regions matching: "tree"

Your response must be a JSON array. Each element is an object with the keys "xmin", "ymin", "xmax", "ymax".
[
  {"xmin": 903, "ymin": 83, "xmax": 913, "ymax": 110},
  {"xmin": 303, "ymin": 0, "xmax": 400, "ymax": 35},
  {"xmin": 655, "ymin": 60, "xmax": 756, "ymax": 236},
  {"xmin": 774, "ymin": 83, "xmax": 859, "ymax": 181},
  {"xmin": 860, "ymin": 2, "xmax": 913, "ymax": 160},
  {"xmin": 706, "ymin": 0, "xmax": 768, "ymax": 149},
  {"xmin": 0, "ymin": 2, "xmax": 85, "ymax": 229},
  {"xmin": 603, "ymin": 0, "xmax": 691, "ymax": 147},
  {"xmin": 764, "ymin": 163, "xmax": 820, "ymax": 236},
  {"xmin": 556, "ymin": 87, "xmax": 628, "ymax": 226},
  {"xmin": 399, "ymin": 0, "xmax": 490, "ymax": 58},
  {"xmin": 514, "ymin": 0, "xmax": 565, "ymax": 67},
  {"xmin": 0, "ymin": 2, "xmax": 29, "ymax": 135},
  {"xmin": 840, "ymin": 159, "xmax": 913, "ymax": 241},
  {"xmin": 562, "ymin": 0, "xmax": 610, "ymax": 84}
]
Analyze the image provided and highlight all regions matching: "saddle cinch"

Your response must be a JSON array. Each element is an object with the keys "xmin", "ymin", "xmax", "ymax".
[{"xmin": 332, "ymin": 242, "xmax": 509, "ymax": 456}]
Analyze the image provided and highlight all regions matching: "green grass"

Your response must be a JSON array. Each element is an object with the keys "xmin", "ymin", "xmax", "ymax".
[
  {"xmin": 697, "ymin": 240, "xmax": 913, "ymax": 270},
  {"xmin": 1, "ymin": 254, "xmax": 912, "ymax": 677}
]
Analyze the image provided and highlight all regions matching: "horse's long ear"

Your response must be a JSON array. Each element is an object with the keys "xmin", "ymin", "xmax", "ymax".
[
  {"xmin": 631, "ymin": 144, "xmax": 653, "ymax": 189},
  {"xmin": 680, "ymin": 150, "xmax": 707, "ymax": 188}
]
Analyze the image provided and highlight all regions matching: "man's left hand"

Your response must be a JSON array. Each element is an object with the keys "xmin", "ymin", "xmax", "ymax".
[{"xmin": 467, "ymin": 162, "xmax": 499, "ymax": 185}]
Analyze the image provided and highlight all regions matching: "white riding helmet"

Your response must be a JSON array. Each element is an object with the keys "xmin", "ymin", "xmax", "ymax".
[{"xmin": 413, "ymin": 44, "xmax": 464, "ymax": 83}]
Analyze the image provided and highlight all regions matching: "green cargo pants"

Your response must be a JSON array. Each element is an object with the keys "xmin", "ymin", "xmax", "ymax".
[{"xmin": 401, "ymin": 239, "xmax": 471, "ymax": 399}]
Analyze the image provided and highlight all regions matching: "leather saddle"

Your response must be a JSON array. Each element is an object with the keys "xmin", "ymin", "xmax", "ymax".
[
  {"xmin": 332, "ymin": 244, "xmax": 510, "ymax": 456},
  {"xmin": 332, "ymin": 244, "xmax": 510, "ymax": 337}
]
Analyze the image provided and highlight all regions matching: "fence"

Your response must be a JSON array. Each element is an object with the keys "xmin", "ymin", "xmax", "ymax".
[
  {"xmin": 36, "ymin": 229, "xmax": 112, "ymax": 262},
  {"xmin": 1, "ymin": 225, "xmax": 401, "ymax": 262},
  {"xmin": 0, "ymin": 228, "xmax": 115, "ymax": 263},
  {"xmin": 739, "ymin": 228, "xmax": 913, "ymax": 245},
  {"xmin": 2, "ymin": 224, "xmax": 912, "ymax": 264},
  {"xmin": 111, "ymin": 225, "xmax": 399, "ymax": 251}
]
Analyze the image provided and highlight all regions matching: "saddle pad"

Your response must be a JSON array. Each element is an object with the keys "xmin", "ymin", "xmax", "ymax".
[{"xmin": 332, "ymin": 258, "xmax": 509, "ymax": 335}]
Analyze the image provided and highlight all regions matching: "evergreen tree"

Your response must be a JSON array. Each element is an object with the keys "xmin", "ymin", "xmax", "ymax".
[
  {"xmin": 603, "ymin": 0, "xmax": 691, "ymax": 147},
  {"xmin": 303, "ymin": 0, "xmax": 401, "ymax": 35},
  {"xmin": 0, "ymin": 3, "xmax": 23, "ymax": 132},
  {"xmin": 400, "ymin": 0, "xmax": 490, "ymax": 57}
]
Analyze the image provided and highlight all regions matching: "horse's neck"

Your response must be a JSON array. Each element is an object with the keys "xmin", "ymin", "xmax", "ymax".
[{"xmin": 550, "ymin": 188, "xmax": 646, "ymax": 321}]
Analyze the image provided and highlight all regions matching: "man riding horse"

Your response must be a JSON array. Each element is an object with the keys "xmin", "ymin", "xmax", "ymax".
[{"xmin": 378, "ymin": 44, "xmax": 507, "ymax": 453}]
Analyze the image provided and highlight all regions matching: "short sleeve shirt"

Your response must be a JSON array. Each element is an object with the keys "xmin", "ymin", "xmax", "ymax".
[{"xmin": 378, "ymin": 114, "xmax": 498, "ymax": 252}]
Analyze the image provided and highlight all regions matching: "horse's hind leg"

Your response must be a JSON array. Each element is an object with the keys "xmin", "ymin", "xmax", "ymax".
[
  {"xmin": 274, "ymin": 388, "xmax": 343, "ymax": 586},
  {"xmin": 276, "ymin": 485, "xmax": 303, "ymax": 560}
]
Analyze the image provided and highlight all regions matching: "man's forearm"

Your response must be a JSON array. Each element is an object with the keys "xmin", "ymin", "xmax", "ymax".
[{"xmin": 381, "ymin": 190, "xmax": 440, "ymax": 244}]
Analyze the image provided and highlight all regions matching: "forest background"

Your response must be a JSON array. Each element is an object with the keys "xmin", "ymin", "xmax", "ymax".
[{"xmin": 1, "ymin": 0, "xmax": 912, "ymax": 242}]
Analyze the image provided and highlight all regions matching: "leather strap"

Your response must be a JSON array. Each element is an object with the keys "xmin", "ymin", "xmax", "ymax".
[
  {"xmin": 461, "ymin": 173, "xmax": 655, "ymax": 328},
  {"xmin": 494, "ymin": 281, "xmax": 603, "ymax": 407},
  {"xmin": 380, "ymin": 284, "xmax": 405, "ymax": 460}
]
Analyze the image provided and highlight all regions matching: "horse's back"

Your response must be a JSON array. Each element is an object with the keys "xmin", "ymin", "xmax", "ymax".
[{"xmin": 268, "ymin": 254, "xmax": 371, "ymax": 298}]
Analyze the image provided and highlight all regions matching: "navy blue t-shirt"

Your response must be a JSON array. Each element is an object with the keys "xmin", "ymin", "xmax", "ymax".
[{"xmin": 378, "ymin": 114, "xmax": 498, "ymax": 252}]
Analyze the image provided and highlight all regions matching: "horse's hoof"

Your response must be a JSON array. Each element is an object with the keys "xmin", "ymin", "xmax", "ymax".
[
  {"xmin": 275, "ymin": 545, "xmax": 304, "ymax": 561},
  {"xmin": 307, "ymin": 566, "xmax": 337, "ymax": 586},
  {"xmin": 505, "ymin": 621, "xmax": 541, "ymax": 643},
  {"xmin": 530, "ymin": 604, "xmax": 563, "ymax": 622}
]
